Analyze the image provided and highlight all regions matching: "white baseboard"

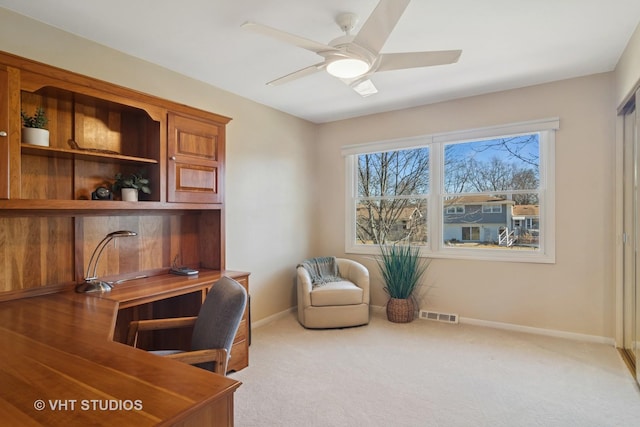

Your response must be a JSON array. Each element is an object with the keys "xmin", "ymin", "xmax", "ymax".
[
  {"xmin": 459, "ymin": 317, "xmax": 615, "ymax": 346},
  {"xmin": 259, "ymin": 305, "xmax": 615, "ymax": 346},
  {"xmin": 251, "ymin": 307, "xmax": 296, "ymax": 330},
  {"xmin": 372, "ymin": 304, "xmax": 614, "ymax": 346}
]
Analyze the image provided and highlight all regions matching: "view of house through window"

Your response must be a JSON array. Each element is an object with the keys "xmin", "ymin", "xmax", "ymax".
[
  {"xmin": 443, "ymin": 134, "xmax": 540, "ymax": 251},
  {"xmin": 345, "ymin": 118, "xmax": 556, "ymax": 262}
]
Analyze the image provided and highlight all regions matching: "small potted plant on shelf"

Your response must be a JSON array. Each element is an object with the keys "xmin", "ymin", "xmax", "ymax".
[
  {"xmin": 21, "ymin": 107, "xmax": 50, "ymax": 147},
  {"xmin": 112, "ymin": 171, "xmax": 151, "ymax": 202},
  {"xmin": 377, "ymin": 243, "xmax": 429, "ymax": 323}
]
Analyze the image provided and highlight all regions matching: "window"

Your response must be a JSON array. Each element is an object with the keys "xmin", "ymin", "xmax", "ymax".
[
  {"xmin": 354, "ymin": 148, "xmax": 429, "ymax": 245},
  {"xmin": 482, "ymin": 205, "xmax": 502, "ymax": 213},
  {"xmin": 446, "ymin": 206, "xmax": 465, "ymax": 214},
  {"xmin": 343, "ymin": 118, "xmax": 557, "ymax": 263}
]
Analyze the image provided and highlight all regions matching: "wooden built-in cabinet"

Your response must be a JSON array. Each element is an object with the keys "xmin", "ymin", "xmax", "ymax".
[
  {"xmin": 0, "ymin": 50, "xmax": 249, "ymax": 372},
  {"xmin": 168, "ymin": 112, "xmax": 224, "ymax": 204}
]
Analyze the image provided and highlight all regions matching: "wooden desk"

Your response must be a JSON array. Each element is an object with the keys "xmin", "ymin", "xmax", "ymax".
[
  {"xmin": 100, "ymin": 270, "xmax": 250, "ymax": 373},
  {"xmin": 0, "ymin": 270, "xmax": 248, "ymax": 426}
]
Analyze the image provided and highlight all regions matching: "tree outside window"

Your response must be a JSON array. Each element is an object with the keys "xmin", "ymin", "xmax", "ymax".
[
  {"xmin": 356, "ymin": 148, "xmax": 429, "ymax": 245},
  {"xmin": 345, "ymin": 118, "xmax": 557, "ymax": 263}
]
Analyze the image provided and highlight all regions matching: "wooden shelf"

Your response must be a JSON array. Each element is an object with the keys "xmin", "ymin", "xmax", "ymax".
[
  {"xmin": 0, "ymin": 199, "xmax": 223, "ymax": 216},
  {"xmin": 21, "ymin": 143, "xmax": 158, "ymax": 164}
]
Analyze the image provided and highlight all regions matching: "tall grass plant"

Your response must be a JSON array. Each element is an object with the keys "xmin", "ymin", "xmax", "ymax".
[{"xmin": 377, "ymin": 244, "xmax": 428, "ymax": 299}]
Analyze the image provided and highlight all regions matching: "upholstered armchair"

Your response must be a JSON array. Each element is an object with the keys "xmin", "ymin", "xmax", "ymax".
[{"xmin": 297, "ymin": 257, "xmax": 370, "ymax": 329}]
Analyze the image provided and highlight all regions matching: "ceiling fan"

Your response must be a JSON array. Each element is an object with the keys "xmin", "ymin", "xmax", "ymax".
[{"xmin": 241, "ymin": 0, "xmax": 461, "ymax": 97}]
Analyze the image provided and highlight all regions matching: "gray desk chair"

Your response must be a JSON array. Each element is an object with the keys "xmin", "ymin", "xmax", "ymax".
[{"xmin": 127, "ymin": 276, "xmax": 247, "ymax": 375}]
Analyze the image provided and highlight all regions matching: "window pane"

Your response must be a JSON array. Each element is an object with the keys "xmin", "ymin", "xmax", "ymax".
[
  {"xmin": 358, "ymin": 148, "xmax": 429, "ymax": 197},
  {"xmin": 443, "ymin": 193, "xmax": 540, "ymax": 250},
  {"xmin": 444, "ymin": 135, "xmax": 539, "ymax": 194},
  {"xmin": 346, "ymin": 120, "xmax": 554, "ymax": 261},
  {"xmin": 356, "ymin": 198, "xmax": 428, "ymax": 245}
]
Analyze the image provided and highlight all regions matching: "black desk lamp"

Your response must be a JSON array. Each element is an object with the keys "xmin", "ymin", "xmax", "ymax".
[{"xmin": 75, "ymin": 230, "xmax": 138, "ymax": 293}]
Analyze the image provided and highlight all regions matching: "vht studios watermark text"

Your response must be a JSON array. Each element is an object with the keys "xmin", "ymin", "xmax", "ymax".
[{"xmin": 34, "ymin": 399, "xmax": 143, "ymax": 411}]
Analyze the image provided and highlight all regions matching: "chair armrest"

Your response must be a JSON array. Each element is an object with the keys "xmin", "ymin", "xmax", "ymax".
[
  {"xmin": 337, "ymin": 258, "xmax": 370, "ymax": 303},
  {"xmin": 296, "ymin": 266, "xmax": 313, "ymax": 306},
  {"xmin": 164, "ymin": 348, "xmax": 229, "ymax": 375},
  {"xmin": 127, "ymin": 317, "xmax": 197, "ymax": 347}
]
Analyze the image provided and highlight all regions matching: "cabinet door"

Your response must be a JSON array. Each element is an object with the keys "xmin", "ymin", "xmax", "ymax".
[
  {"xmin": 167, "ymin": 112, "xmax": 224, "ymax": 203},
  {"xmin": 0, "ymin": 66, "xmax": 10, "ymax": 199}
]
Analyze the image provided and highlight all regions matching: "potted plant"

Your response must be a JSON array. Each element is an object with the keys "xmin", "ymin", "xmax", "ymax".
[
  {"xmin": 377, "ymin": 243, "xmax": 428, "ymax": 323},
  {"xmin": 112, "ymin": 172, "xmax": 151, "ymax": 201},
  {"xmin": 21, "ymin": 107, "xmax": 49, "ymax": 146}
]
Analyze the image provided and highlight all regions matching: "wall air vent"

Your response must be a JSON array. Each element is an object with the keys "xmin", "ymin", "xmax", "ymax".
[{"xmin": 419, "ymin": 310, "xmax": 459, "ymax": 324}]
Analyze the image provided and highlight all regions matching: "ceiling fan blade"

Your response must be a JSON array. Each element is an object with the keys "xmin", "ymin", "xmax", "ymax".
[
  {"xmin": 377, "ymin": 50, "xmax": 462, "ymax": 72},
  {"xmin": 242, "ymin": 21, "xmax": 337, "ymax": 54},
  {"xmin": 267, "ymin": 62, "xmax": 326, "ymax": 86},
  {"xmin": 352, "ymin": 0, "xmax": 411, "ymax": 54}
]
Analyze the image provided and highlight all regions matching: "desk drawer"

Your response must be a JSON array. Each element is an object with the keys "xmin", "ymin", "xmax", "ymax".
[
  {"xmin": 228, "ymin": 339, "xmax": 248, "ymax": 372},
  {"xmin": 234, "ymin": 319, "xmax": 247, "ymax": 343}
]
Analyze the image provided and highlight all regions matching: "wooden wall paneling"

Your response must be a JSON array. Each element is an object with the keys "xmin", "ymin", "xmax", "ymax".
[
  {"xmin": 21, "ymin": 153, "xmax": 73, "ymax": 200},
  {"xmin": 74, "ymin": 94, "xmax": 123, "ymax": 153},
  {"xmin": 166, "ymin": 212, "xmax": 201, "ymax": 268},
  {"xmin": 168, "ymin": 214, "xmax": 182, "ymax": 267},
  {"xmin": 74, "ymin": 216, "xmax": 85, "ymax": 282},
  {"xmin": 80, "ymin": 216, "xmax": 135, "ymax": 280},
  {"xmin": 198, "ymin": 210, "xmax": 223, "ymax": 270},
  {"xmin": 21, "ymin": 217, "xmax": 48, "ymax": 287},
  {"xmin": 41, "ymin": 88, "xmax": 73, "ymax": 151},
  {"xmin": 47, "ymin": 88, "xmax": 73, "ymax": 151},
  {"xmin": 41, "ymin": 216, "xmax": 75, "ymax": 287},
  {"xmin": 78, "ymin": 214, "xmax": 203, "ymax": 281},
  {"xmin": 136, "ymin": 215, "xmax": 166, "ymax": 272},
  {"xmin": 182, "ymin": 213, "xmax": 201, "ymax": 267},
  {"xmin": 0, "ymin": 216, "xmax": 74, "ymax": 292}
]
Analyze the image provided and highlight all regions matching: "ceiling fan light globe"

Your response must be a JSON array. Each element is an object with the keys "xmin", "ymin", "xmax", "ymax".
[{"xmin": 326, "ymin": 58, "xmax": 370, "ymax": 79}]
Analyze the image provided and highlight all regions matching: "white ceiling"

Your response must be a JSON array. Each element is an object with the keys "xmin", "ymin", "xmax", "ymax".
[{"xmin": 1, "ymin": 0, "xmax": 639, "ymax": 123}]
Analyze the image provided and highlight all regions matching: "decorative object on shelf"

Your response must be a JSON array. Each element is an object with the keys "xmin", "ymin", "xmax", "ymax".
[
  {"xmin": 75, "ymin": 230, "xmax": 138, "ymax": 293},
  {"xmin": 377, "ymin": 243, "xmax": 429, "ymax": 323},
  {"xmin": 68, "ymin": 139, "xmax": 119, "ymax": 155},
  {"xmin": 91, "ymin": 186, "xmax": 113, "ymax": 200},
  {"xmin": 112, "ymin": 171, "xmax": 151, "ymax": 202},
  {"xmin": 21, "ymin": 107, "xmax": 49, "ymax": 147}
]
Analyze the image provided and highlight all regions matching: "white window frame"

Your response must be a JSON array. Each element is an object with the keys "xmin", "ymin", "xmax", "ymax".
[{"xmin": 343, "ymin": 118, "xmax": 558, "ymax": 263}]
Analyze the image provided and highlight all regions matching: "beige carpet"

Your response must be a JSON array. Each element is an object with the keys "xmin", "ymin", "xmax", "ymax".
[{"xmin": 230, "ymin": 310, "xmax": 640, "ymax": 427}]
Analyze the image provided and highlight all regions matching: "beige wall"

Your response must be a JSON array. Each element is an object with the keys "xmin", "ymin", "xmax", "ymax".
[
  {"xmin": 316, "ymin": 73, "xmax": 617, "ymax": 338},
  {"xmin": 0, "ymin": 8, "xmax": 318, "ymax": 322}
]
